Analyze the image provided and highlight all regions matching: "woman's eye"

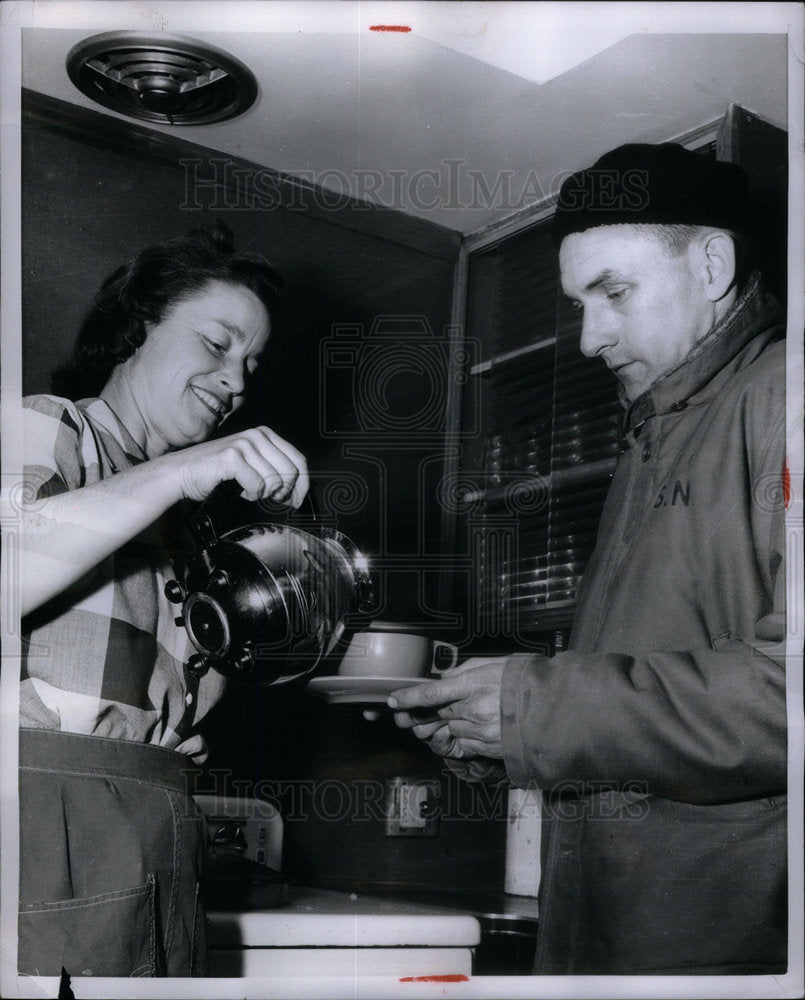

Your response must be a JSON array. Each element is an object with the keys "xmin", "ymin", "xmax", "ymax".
[
  {"xmin": 204, "ymin": 337, "xmax": 227, "ymax": 355},
  {"xmin": 606, "ymin": 288, "xmax": 627, "ymax": 303}
]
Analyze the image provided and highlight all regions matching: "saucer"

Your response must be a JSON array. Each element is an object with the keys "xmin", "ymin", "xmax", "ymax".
[{"xmin": 305, "ymin": 675, "xmax": 433, "ymax": 706}]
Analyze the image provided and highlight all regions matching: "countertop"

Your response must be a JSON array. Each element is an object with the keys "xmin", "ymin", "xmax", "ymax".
[
  {"xmin": 207, "ymin": 884, "xmax": 482, "ymax": 947},
  {"xmin": 295, "ymin": 881, "xmax": 540, "ymax": 923}
]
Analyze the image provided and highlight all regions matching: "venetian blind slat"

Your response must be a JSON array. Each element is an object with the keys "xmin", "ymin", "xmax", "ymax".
[{"xmin": 466, "ymin": 220, "xmax": 620, "ymax": 635}]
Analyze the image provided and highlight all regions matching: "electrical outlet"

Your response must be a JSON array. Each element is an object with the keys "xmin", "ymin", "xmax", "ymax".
[{"xmin": 385, "ymin": 777, "xmax": 441, "ymax": 837}]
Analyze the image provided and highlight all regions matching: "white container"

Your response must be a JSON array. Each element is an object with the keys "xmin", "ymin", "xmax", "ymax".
[{"xmin": 504, "ymin": 787, "xmax": 542, "ymax": 901}]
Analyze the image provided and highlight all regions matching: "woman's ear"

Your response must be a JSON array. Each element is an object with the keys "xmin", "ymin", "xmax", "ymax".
[{"xmin": 700, "ymin": 231, "xmax": 737, "ymax": 302}]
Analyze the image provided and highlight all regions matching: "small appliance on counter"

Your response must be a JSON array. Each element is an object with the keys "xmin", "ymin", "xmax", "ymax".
[
  {"xmin": 195, "ymin": 796, "xmax": 480, "ymax": 978},
  {"xmin": 196, "ymin": 794, "xmax": 288, "ymax": 911}
]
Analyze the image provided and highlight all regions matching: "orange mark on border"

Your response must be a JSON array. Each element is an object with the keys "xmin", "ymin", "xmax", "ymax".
[
  {"xmin": 369, "ymin": 25, "xmax": 412, "ymax": 32},
  {"xmin": 783, "ymin": 461, "xmax": 791, "ymax": 510},
  {"xmin": 399, "ymin": 974, "xmax": 470, "ymax": 982}
]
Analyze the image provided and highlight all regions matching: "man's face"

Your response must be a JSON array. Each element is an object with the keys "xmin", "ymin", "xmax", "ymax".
[
  {"xmin": 559, "ymin": 225, "xmax": 716, "ymax": 402},
  {"xmin": 115, "ymin": 279, "xmax": 270, "ymax": 454}
]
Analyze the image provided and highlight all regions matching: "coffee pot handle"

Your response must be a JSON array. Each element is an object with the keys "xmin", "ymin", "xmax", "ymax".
[
  {"xmin": 189, "ymin": 479, "xmax": 321, "ymax": 544},
  {"xmin": 200, "ymin": 478, "xmax": 320, "ymax": 518}
]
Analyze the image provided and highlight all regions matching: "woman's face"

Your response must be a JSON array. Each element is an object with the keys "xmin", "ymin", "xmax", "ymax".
[{"xmin": 111, "ymin": 280, "xmax": 270, "ymax": 455}]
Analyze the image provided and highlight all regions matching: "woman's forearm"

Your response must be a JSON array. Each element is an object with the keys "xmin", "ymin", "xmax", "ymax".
[
  {"xmin": 21, "ymin": 425, "xmax": 309, "ymax": 616},
  {"xmin": 21, "ymin": 457, "xmax": 183, "ymax": 616}
]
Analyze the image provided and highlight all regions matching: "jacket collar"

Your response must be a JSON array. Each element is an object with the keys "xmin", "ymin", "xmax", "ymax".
[{"xmin": 621, "ymin": 272, "xmax": 782, "ymax": 437}]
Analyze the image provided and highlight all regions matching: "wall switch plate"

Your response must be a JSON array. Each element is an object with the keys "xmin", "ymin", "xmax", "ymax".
[{"xmin": 385, "ymin": 777, "xmax": 441, "ymax": 837}]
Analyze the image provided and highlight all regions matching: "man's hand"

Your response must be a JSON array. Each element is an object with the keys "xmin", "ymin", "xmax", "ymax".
[{"xmin": 387, "ymin": 657, "xmax": 509, "ymax": 760}]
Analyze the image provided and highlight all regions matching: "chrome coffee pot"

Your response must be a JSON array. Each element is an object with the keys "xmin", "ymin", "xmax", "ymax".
[{"xmin": 166, "ymin": 483, "xmax": 373, "ymax": 687}]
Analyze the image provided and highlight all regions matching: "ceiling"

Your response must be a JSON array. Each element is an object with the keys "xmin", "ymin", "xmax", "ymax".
[{"xmin": 17, "ymin": 1, "xmax": 796, "ymax": 235}]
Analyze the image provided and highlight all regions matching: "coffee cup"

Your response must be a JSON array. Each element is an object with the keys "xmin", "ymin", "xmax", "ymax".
[{"xmin": 337, "ymin": 623, "xmax": 458, "ymax": 679}]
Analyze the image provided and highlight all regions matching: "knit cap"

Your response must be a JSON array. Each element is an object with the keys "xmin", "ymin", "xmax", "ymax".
[{"xmin": 551, "ymin": 142, "xmax": 752, "ymax": 247}]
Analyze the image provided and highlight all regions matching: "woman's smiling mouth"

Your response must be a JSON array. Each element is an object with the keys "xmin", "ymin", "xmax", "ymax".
[{"xmin": 190, "ymin": 385, "xmax": 228, "ymax": 419}]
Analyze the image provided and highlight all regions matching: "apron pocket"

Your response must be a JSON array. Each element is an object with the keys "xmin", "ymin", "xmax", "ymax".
[
  {"xmin": 190, "ymin": 880, "xmax": 208, "ymax": 977},
  {"xmin": 19, "ymin": 874, "xmax": 158, "ymax": 977}
]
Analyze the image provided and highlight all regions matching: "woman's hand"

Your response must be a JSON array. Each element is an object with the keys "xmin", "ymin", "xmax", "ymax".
[
  {"xmin": 21, "ymin": 425, "xmax": 309, "ymax": 616},
  {"xmin": 159, "ymin": 426, "xmax": 309, "ymax": 507}
]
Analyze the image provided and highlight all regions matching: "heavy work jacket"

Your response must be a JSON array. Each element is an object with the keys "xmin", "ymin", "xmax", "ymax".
[{"xmin": 501, "ymin": 274, "xmax": 788, "ymax": 974}]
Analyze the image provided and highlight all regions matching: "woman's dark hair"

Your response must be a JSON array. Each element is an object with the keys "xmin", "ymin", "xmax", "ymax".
[{"xmin": 51, "ymin": 220, "xmax": 283, "ymax": 399}]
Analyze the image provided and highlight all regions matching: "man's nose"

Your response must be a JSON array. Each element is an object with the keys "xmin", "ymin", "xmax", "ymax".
[{"xmin": 579, "ymin": 306, "xmax": 619, "ymax": 359}]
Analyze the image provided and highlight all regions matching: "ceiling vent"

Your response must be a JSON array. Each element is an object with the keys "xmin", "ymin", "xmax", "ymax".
[{"xmin": 66, "ymin": 31, "xmax": 258, "ymax": 126}]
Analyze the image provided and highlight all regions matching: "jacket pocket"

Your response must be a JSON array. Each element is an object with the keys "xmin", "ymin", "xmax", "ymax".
[
  {"xmin": 19, "ymin": 875, "xmax": 158, "ymax": 977},
  {"xmin": 709, "ymin": 630, "xmax": 733, "ymax": 649}
]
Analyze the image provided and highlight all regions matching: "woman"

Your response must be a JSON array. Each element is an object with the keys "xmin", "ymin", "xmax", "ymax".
[{"xmin": 19, "ymin": 223, "xmax": 307, "ymax": 977}]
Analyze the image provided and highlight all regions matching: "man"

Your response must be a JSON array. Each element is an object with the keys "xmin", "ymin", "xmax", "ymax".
[{"xmin": 389, "ymin": 144, "xmax": 787, "ymax": 974}]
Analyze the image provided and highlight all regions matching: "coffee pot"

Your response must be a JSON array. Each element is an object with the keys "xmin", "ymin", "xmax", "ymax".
[{"xmin": 166, "ymin": 483, "xmax": 373, "ymax": 687}]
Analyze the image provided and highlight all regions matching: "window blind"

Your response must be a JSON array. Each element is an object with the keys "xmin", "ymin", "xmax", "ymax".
[
  {"xmin": 461, "ymin": 135, "xmax": 733, "ymax": 639},
  {"xmin": 466, "ymin": 220, "xmax": 619, "ymax": 636}
]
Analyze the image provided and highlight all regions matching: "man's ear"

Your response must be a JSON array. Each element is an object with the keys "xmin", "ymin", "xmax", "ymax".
[{"xmin": 699, "ymin": 231, "xmax": 737, "ymax": 302}]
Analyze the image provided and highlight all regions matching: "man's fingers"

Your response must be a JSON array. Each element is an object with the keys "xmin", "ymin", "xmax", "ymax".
[
  {"xmin": 387, "ymin": 659, "xmax": 509, "ymax": 711},
  {"xmin": 390, "ymin": 707, "xmax": 441, "ymax": 730},
  {"xmin": 444, "ymin": 737, "xmax": 491, "ymax": 759},
  {"xmin": 449, "ymin": 656, "xmax": 508, "ymax": 672},
  {"xmin": 412, "ymin": 720, "xmax": 446, "ymax": 740},
  {"xmin": 423, "ymin": 726, "xmax": 464, "ymax": 759},
  {"xmin": 387, "ymin": 675, "xmax": 467, "ymax": 711},
  {"xmin": 444, "ymin": 718, "xmax": 499, "ymax": 743}
]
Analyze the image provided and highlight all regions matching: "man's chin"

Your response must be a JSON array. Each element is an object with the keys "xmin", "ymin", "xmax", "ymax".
[{"xmin": 617, "ymin": 368, "xmax": 649, "ymax": 402}]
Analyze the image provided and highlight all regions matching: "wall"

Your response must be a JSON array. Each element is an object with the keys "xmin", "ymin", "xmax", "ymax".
[{"xmin": 21, "ymin": 93, "xmax": 507, "ymax": 894}]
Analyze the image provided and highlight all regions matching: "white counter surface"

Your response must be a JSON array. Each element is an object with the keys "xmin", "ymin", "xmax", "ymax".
[{"xmin": 207, "ymin": 885, "xmax": 481, "ymax": 948}]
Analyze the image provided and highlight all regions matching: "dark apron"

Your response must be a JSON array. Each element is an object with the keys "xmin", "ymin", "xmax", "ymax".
[{"xmin": 18, "ymin": 728, "xmax": 208, "ymax": 977}]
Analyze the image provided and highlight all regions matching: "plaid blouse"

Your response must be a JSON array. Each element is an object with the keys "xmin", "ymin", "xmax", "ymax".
[{"xmin": 20, "ymin": 395, "xmax": 225, "ymax": 762}]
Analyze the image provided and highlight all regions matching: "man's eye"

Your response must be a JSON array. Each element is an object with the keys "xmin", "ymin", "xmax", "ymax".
[{"xmin": 606, "ymin": 288, "xmax": 627, "ymax": 303}]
